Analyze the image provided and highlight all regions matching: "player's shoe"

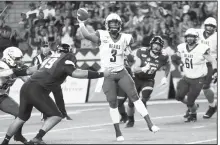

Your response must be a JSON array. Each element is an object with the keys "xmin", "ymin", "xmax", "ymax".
[
  {"xmin": 116, "ymin": 136, "xmax": 124, "ymax": 142},
  {"xmin": 183, "ymin": 104, "xmax": 199, "ymax": 118},
  {"xmin": 149, "ymin": 125, "xmax": 160, "ymax": 133},
  {"xmin": 27, "ymin": 137, "xmax": 46, "ymax": 145},
  {"xmin": 185, "ymin": 113, "xmax": 197, "ymax": 122},
  {"xmin": 63, "ymin": 115, "xmax": 72, "ymax": 120},
  {"xmin": 14, "ymin": 134, "xmax": 28, "ymax": 144},
  {"xmin": 125, "ymin": 116, "xmax": 134, "ymax": 128},
  {"xmin": 203, "ymin": 105, "xmax": 217, "ymax": 119},
  {"xmin": 120, "ymin": 114, "xmax": 128, "ymax": 124}
]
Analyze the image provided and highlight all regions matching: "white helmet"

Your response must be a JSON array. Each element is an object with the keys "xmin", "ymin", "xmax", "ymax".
[
  {"xmin": 105, "ymin": 13, "xmax": 122, "ymax": 34},
  {"xmin": 204, "ymin": 17, "xmax": 217, "ymax": 27},
  {"xmin": 184, "ymin": 28, "xmax": 199, "ymax": 37},
  {"xmin": 2, "ymin": 47, "xmax": 23, "ymax": 67},
  {"xmin": 184, "ymin": 28, "xmax": 199, "ymax": 45}
]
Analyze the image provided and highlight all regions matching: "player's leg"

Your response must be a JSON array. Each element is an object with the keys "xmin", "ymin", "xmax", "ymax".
[
  {"xmin": 0, "ymin": 94, "xmax": 27, "ymax": 144},
  {"xmin": 1, "ymin": 82, "xmax": 32, "ymax": 145},
  {"xmin": 118, "ymin": 69, "xmax": 159, "ymax": 132},
  {"xmin": 185, "ymin": 77, "xmax": 205, "ymax": 122},
  {"xmin": 117, "ymin": 85, "xmax": 128, "ymax": 123},
  {"xmin": 28, "ymin": 83, "xmax": 63, "ymax": 144},
  {"xmin": 203, "ymin": 62, "xmax": 217, "ymax": 119},
  {"xmin": 141, "ymin": 80, "xmax": 155, "ymax": 106},
  {"xmin": 126, "ymin": 78, "xmax": 141, "ymax": 128},
  {"xmin": 102, "ymin": 76, "xmax": 124, "ymax": 141},
  {"xmin": 52, "ymin": 85, "xmax": 72, "ymax": 120}
]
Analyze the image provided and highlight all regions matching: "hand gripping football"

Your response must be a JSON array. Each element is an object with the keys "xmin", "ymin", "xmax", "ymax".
[{"xmin": 77, "ymin": 8, "xmax": 89, "ymax": 22}]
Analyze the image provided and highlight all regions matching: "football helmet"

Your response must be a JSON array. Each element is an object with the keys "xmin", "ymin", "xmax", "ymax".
[
  {"xmin": 150, "ymin": 36, "xmax": 164, "ymax": 55},
  {"xmin": 57, "ymin": 43, "xmax": 72, "ymax": 53},
  {"xmin": 204, "ymin": 17, "xmax": 216, "ymax": 35},
  {"xmin": 105, "ymin": 13, "xmax": 122, "ymax": 35},
  {"xmin": 184, "ymin": 28, "xmax": 199, "ymax": 45},
  {"xmin": 2, "ymin": 47, "xmax": 23, "ymax": 67}
]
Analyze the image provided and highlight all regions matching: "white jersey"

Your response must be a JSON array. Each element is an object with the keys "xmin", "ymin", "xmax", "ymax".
[
  {"xmin": 177, "ymin": 43, "xmax": 210, "ymax": 79},
  {"xmin": 196, "ymin": 29, "xmax": 217, "ymax": 59},
  {"xmin": 0, "ymin": 61, "xmax": 16, "ymax": 95},
  {"xmin": 98, "ymin": 30, "xmax": 132, "ymax": 72}
]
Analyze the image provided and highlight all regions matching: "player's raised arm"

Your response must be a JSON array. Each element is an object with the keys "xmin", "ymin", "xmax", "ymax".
[{"xmin": 77, "ymin": 8, "xmax": 100, "ymax": 44}]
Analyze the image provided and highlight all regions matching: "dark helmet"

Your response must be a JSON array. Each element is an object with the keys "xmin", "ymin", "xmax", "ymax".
[
  {"xmin": 57, "ymin": 43, "xmax": 72, "ymax": 53},
  {"xmin": 150, "ymin": 36, "xmax": 164, "ymax": 54}
]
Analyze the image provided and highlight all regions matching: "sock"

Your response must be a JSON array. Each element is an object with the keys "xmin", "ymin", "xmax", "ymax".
[
  {"xmin": 35, "ymin": 129, "xmax": 46, "ymax": 139},
  {"xmin": 109, "ymin": 108, "xmax": 120, "ymax": 124},
  {"xmin": 133, "ymin": 99, "xmax": 148, "ymax": 117},
  {"xmin": 203, "ymin": 88, "xmax": 214, "ymax": 103},
  {"xmin": 188, "ymin": 104, "xmax": 197, "ymax": 114},
  {"xmin": 209, "ymin": 102, "xmax": 216, "ymax": 108},
  {"xmin": 144, "ymin": 115, "xmax": 154, "ymax": 129},
  {"xmin": 2, "ymin": 134, "xmax": 12, "ymax": 144},
  {"xmin": 113, "ymin": 123, "xmax": 122, "ymax": 137},
  {"xmin": 126, "ymin": 105, "xmax": 135, "ymax": 117}
]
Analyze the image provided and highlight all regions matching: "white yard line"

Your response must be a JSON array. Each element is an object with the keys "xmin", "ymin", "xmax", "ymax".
[{"xmin": 185, "ymin": 138, "xmax": 217, "ymax": 144}]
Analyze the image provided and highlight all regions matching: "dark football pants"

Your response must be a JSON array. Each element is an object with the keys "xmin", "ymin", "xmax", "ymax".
[
  {"xmin": 19, "ymin": 81, "xmax": 62, "ymax": 121},
  {"xmin": 102, "ymin": 69, "xmax": 138, "ymax": 108},
  {"xmin": 0, "ymin": 94, "xmax": 19, "ymax": 117},
  {"xmin": 128, "ymin": 78, "xmax": 155, "ymax": 107},
  {"xmin": 175, "ymin": 76, "xmax": 205, "ymax": 107},
  {"xmin": 203, "ymin": 62, "xmax": 213, "ymax": 89},
  {"xmin": 43, "ymin": 86, "xmax": 67, "ymax": 119}
]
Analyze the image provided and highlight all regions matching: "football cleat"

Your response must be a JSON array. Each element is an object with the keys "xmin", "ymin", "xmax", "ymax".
[
  {"xmin": 125, "ymin": 116, "xmax": 134, "ymax": 128},
  {"xmin": 14, "ymin": 134, "xmax": 28, "ymax": 144},
  {"xmin": 63, "ymin": 115, "xmax": 72, "ymax": 121},
  {"xmin": 27, "ymin": 137, "xmax": 46, "ymax": 145},
  {"xmin": 183, "ymin": 104, "xmax": 199, "ymax": 118},
  {"xmin": 120, "ymin": 115, "xmax": 128, "ymax": 124},
  {"xmin": 149, "ymin": 125, "xmax": 160, "ymax": 133},
  {"xmin": 203, "ymin": 105, "xmax": 217, "ymax": 119},
  {"xmin": 185, "ymin": 113, "xmax": 197, "ymax": 122},
  {"xmin": 116, "ymin": 136, "xmax": 124, "ymax": 142}
]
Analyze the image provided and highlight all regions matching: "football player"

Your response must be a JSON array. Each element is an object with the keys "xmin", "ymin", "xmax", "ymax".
[
  {"xmin": 195, "ymin": 17, "xmax": 217, "ymax": 119},
  {"xmin": 78, "ymin": 13, "xmax": 160, "ymax": 141},
  {"xmin": 174, "ymin": 28, "xmax": 217, "ymax": 122},
  {"xmin": 0, "ymin": 47, "xmax": 29, "ymax": 144},
  {"xmin": 32, "ymin": 42, "xmax": 72, "ymax": 121},
  {"xmin": 125, "ymin": 36, "xmax": 170, "ymax": 127},
  {"xmin": 1, "ymin": 44, "xmax": 112, "ymax": 145}
]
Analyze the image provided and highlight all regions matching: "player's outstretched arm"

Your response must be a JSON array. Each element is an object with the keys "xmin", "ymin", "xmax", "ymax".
[
  {"xmin": 78, "ymin": 19, "xmax": 100, "ymax": 44},
  {"xmin": 71, "ymin": 69, "xmax": 111, "ymax": 79}
]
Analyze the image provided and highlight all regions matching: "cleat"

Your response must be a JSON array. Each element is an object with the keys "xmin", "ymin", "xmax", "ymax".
[
  {"xmin": 185, "ymin": 113, "xmax": 197, "ymax": 122},
  {"xmin": 14, "ymin": 134, "xmax": 28, "ymax": 144},
  {"xmin": 27, "ymin": 137, "xmax": 46, "ymax": 145},
  {"xmin": 203, "ymin": 105, "xmax": 217, "ymax": 119},
  {"xmin": 120, "ymin": 115, "xmax": 128, "ymax": 124},
  {"xmin": 63, "ymin": 115, "xmax": 72, "ymax": 121},
  {"xmin": 116, "ymin": 136, "xmax": 124, "ymax": 142},
  {"xmin": 149, "ymin": 125, "xmax": 160, "ymax": 133},
  {"xmin": 184, "ymin": 104, "xmax": 199, "ymax": 118},
  {"xmin": 125, "ymin": 116, "xmax": 134, "ymax": 128}
]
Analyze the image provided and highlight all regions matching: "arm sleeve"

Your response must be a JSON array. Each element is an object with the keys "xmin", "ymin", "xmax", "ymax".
[{"xmin": 63, "ymin": 53, "xmax": 77, "ymax": 76}]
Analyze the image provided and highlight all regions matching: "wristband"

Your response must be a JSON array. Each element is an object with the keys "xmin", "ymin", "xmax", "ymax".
[
  {"xmin": 12, "ymin": 68, "xmax": 28, "ymax": 76},
  {"xmin": 88, "ymin": 71, "xmax": 104, "ymax": 79}
]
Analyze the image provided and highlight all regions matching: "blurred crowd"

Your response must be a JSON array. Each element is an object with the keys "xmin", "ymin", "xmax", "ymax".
[{"xmin": 0, "ymin": 1, "xmax": 217, "ymax": 58}]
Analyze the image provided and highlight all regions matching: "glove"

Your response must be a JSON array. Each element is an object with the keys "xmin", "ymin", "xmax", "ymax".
[
  {"xmin": 212, "ymin": 68, "xmax": 217, "ymax": 84},
  {"xmin": 160, "ymin": 77, "xmax": 168, "ymax": 85},
  {"xmin": 141, "ymin": 63, "xmax": 150, "ymax": 73},
  {"xmin": 161, "ymin": 49, "xmax": 167, "ymax": 56}
]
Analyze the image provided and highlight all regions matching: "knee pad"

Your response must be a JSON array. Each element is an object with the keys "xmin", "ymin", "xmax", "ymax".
[
  {"xmin": 141, "ymin": 89, "xmax": 153, "ymax": 103},
  {"xmin": 117, "ymin": 96, "xmax": 127, "ymax": 107},
  {"xmin": 175, "ymin": 94, "xmax": 185, "ymax": 101},
  {"xmin": 108, "ymin": 100, "xmax": 118, "ymax": 108}
]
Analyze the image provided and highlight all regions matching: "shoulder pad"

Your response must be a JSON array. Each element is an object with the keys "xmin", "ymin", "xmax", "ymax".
[
  {"xmin": 65, "ymin": 60, "xmax": 75, "ymax": 67},
  {"xmin": 0, "ymin": 61, "xmax": 10, "ymax": 69}
]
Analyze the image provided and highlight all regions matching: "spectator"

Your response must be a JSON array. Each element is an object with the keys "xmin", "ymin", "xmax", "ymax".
[
  {"xmin": 43, "ymin": 2, "xmax": 55, "ymax": 19},
  {"xmin": 61, "ymin": 17, "xmax": 74, "ymax": 49},
  {"xmin": 0, "ymin": 26, "xmax": 14, "ymax": 56},
  {"xmin": 26, "ymin": 2, "xmax": 39, "ymax": 20}
]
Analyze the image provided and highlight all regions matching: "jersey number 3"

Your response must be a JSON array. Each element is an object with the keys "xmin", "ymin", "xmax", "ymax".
[{"xmin": 110, "ymin": 50, "xmax": 117, "ymax": 62}]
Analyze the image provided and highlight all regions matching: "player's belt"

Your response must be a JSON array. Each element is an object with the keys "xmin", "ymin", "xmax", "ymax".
[{"xmin": 112, "ymin": 68, "xmax": 124, "ymax": 73}]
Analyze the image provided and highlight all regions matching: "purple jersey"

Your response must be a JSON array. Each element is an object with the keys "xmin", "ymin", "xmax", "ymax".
[
  {"xmin": 30, "ymin": 52, "xmax": 77, "ymax": 91},
  {"xmin": 135, "ymin": 48, "xmax": 169, "ymax": 80}
]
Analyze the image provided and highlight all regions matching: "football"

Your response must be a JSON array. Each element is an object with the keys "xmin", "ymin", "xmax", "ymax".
[{"xmin": 77, "ymin": 8, "xmax": 89, "ymax": 21}]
